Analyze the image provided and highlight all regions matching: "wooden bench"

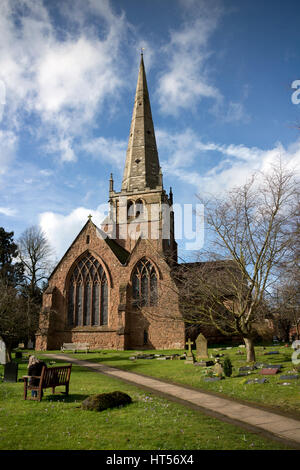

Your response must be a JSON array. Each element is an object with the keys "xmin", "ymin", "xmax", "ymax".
[
  {"xmin": 23, "ymin": 364, "xmax": 72, "ymax": 402},
  {"xmin": 61, "ymin": 342, "xmax": 90, "ymax": 353}
]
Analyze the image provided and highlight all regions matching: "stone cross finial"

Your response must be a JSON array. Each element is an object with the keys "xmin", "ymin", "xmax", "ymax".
[{"xmin": 88, "ymin": 214, "xmax": 92, "ymax": 221}]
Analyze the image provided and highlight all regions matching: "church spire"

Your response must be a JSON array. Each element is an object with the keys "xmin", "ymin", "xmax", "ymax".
[{"xmin": 121, "ymin": 53, "xmax": 161, "ymax": 192}]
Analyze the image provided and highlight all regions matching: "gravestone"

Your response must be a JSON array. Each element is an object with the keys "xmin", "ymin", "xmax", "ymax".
[
  {"xmin": 292, "ymin": 340, "xmax": 300, "ymax": 350},
  {"xmin": 204, "ymin": 377, "xmax": 223, "ymax": 382},
  {"xmin": 246, "ymin": 378, "xmax": 267, "ymax": 385},
  {"xmin": 185, "ymin": 339, "xmax": 195, "ymax": 364},
  {"xmin": 4, "ymin": 362, "xmax": 18, "ymax": 382},
  {"xmin": 262, "ymin": 364, "xmax": 282, "ymax": 370},
  {"xmin": 194, "ymin": 360, "xmax": 214, "ymax": 367},
  {"xmin": 212, "ymin": 361, "xmax": 224, "ymax": 377},
  {"xmin": 259, "ymin": 368, "xmax": 280, "ymax": 375},
  {"xmin": 195, "ymin": 333, "xmax": 208, "ymax": 360},
  {"xmin": 0, "ymin": 338, "xmax": 7, "ymax": 365},
  {"xmin": 239, "ymin": 365, "xmax": 255, "ymax": 372},
  {"xmin": 279, "ymin": 375, "xmax": 299, "ymax": 380}
]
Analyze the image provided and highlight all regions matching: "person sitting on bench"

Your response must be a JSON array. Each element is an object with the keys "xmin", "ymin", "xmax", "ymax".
[{"xmin": 27, "ymin": 356, "xmax": 47, "ymax": 398}]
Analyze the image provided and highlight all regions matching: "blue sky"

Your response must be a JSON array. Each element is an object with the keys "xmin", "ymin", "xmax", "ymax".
[{"xmin": 0, "ymin": 0, "xmax": 299, "ymax": 262}]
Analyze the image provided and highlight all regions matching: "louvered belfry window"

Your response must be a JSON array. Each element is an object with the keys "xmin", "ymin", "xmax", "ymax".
[
  {"xmin": 132, "ymin": 258, "xmax": 158, "ymax": 307},
  {"xmin": 68, "ymin": 253, "xmax": 108, "ymax": 326}
]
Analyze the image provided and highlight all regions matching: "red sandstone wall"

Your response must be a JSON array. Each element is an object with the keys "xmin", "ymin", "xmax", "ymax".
[{"xmin": 36, "ymin": 221, "xmax": 185, "ymax": 351}]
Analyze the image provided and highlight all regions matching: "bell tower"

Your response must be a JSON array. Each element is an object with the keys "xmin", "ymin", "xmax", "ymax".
[{"xmin": 103, "ymin": 53, "xmax": 177, "ymax": 263}]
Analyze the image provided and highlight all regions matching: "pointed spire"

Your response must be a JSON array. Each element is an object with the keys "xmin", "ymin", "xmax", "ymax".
[{"xmin": 122, "ymin": 53, "xmax": 161, "ymax": 192}]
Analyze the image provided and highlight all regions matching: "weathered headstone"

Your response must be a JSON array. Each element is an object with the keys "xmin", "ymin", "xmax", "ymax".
[
  {"xmin": 212, "ymin": 361, "xmax": 224, "ymax": 377},
  {"xmin": 195, "ymin": 333, "xmax": 208, "ymax": 360},
  {"xmin": 4, "ymin": 362, "xmax": 18, "ymax": 382},
  {"xmin": 0, "ymin": 338, "xmax": 7, "ymax": 365},
  {"xmin": 292, "ymin": 340, "xmax": 300, "ymax": 350}
]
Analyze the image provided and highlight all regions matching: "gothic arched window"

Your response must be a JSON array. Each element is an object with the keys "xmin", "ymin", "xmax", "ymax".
[
  {"xmin": 132, "ymin": 258, "xmax": 158, "ymax": 307},
  {"xmin": 67, "ymin": 253, "xmax": 108, "ymax": 327},
  {"xmin": 135, "ymin": 199, "xmax": 144, "ymax": 218}
]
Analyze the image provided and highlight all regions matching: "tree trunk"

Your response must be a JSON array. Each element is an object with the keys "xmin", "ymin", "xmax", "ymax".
[{"xmin": 243, "ymin": 337, "xmax": 256, "ymax": 362}]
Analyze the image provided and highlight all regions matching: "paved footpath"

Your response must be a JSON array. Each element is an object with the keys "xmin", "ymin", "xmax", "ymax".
[{"xmin": 44, "ymin": 353, "xmax": 300, "ymax": 449}]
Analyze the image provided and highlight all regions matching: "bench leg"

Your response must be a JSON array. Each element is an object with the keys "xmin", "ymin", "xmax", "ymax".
[
  {"xmin": 38, "ymin": 387, "xmax": 43, "ymax": 402},
  {"xmin": 52, "ymin": 386, "xmax": 56, "ymax": 394},
  {"xmin": 24, "ymin": 379, "xmax": 28, "ymax": 400},
  {"xmin": 65, "ymin": 383, "xmax": 69, "ymax": 395}
]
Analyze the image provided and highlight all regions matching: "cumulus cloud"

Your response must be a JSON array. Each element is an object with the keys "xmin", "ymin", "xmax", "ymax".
[
  {"xmin": 0, "ymin": 0, "xmax": 128, "ymax": 163},
  {"xmin": 158, "ymin": 127, "xmax": 300, "ymax": 195}
]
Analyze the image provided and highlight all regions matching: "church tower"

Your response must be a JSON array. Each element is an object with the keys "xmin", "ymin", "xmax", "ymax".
[{"xmin": 103, "ymin": 53, "xmax": 177, "ymax": 263}]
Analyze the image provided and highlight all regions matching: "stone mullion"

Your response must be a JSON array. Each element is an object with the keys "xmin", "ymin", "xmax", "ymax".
[
  {"xmin": 99, "ymin": 280, "xmax": 102, "ymax": 326},
  {"xmin": 74, "ymin": 282, "xmax": 78, "ymax": 326}
]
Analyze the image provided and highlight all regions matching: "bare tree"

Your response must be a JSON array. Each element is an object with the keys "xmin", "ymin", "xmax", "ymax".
[
  {"xmin": 137, "ymin": 163, "xmax": 298, "ymax": 362},
  {"xmin": 17, "ymin": 226, "xmax": 54, "ymax": 345},
  {"xmin": 192, "ymin": 163, "xmax": 298, "ymax": 360},
  {"xmin": 17, "ymin": 225, "xmax": 54, "ymax": 299}
]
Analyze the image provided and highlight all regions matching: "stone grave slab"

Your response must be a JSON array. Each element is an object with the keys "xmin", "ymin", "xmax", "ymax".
[
  {"xmin": 239, "ymin": 365, "xmax": 255, "ymax": 372},
  {"xmin": 264, "ymin": 351, "xmax": 279, "ymax": 355},
  {"xmin": 246, "ymin": 378, "xmax": 268, "ymax": 384},
  {"xmin": 4, "ymin": 362, "xmax": 18, "ymax": 382},
  {"xmin": 204, "ymin": 377, "xmax": 223, "ymax": 382},
  {"xmin": 259, "ymin": 368, "xmax": 280, "ymax": 375},
  {"xmin": 194, "ymin": 360, "xmax": 214, "ymax": 367},
  {"xmin": 279, "ymin": 375, "xmax": 299, "ymax": 380}
]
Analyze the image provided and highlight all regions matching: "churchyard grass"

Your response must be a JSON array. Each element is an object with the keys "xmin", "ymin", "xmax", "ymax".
[
  {"xmin": 0, "ymin": 355, "xmax": 293, "ymax": 450},
  {"xmin": 59, "ymin": 344, "xmax": 300, "ymax": 418}
]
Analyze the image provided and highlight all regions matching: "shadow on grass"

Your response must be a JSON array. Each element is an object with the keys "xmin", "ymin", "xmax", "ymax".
[{"xmin": 44, "ymin": 393, "xmax": 89, "ymax": 403}]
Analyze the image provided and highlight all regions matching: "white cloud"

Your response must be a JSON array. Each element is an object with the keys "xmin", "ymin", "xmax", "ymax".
[
  {"xmin": 0, "ymin": 0, "xmax": 128, "ymax": 162},
  {"xmin": 0, "ymin": 206, "xmax": 17, "ymax": 217},
  {"xmin": 0, "ymin": 129, "xmax": 18, "ymax": 174},
  {"xmin": 82, "ymin": 136, "xmax": 127, "ymax": 169},
  {"xmin": 156, "ymin": 1, "xmax": 223, "ymax": 115},
  {"xmin": 39, "ymin": 206, "xmax": 108, "ymax": 259},
  {"xmin": 158, "ymin": 127, "xmax": 300, "ymax": 195}
]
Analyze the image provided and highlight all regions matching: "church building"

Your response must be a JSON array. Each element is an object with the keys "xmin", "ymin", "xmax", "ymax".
[{"xmin": 35, "ymin": 54, "xmax": 186, "ymax": 351}]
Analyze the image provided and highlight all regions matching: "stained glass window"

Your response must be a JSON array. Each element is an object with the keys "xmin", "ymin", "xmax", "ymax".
[
  {"xmin": 132, "ymin": 258, "xmax": 158, "ymax": 307},
  {"xmin": 68, "ymin": 253, "xmax": 108, "ymax": 326}
]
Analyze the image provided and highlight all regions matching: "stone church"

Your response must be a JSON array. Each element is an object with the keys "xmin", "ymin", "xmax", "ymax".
[{"xmin": 35, "ymin": 54, "xmax": 186, "ymax": 351}]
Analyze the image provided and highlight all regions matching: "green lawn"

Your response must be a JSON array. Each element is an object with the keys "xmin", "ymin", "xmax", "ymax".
[
  {"xmin": 0, "ymin": 354, "xmax": 294, "ymax": 450},
  {"xmin": 53, "ymin": 344, "xmax": 300, "ymax": 418}
]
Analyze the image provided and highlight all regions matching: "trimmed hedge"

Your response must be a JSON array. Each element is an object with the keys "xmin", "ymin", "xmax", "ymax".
[{"xmin": 81, "ymin": 391, "xmax": 132, "ymax": 412}]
